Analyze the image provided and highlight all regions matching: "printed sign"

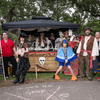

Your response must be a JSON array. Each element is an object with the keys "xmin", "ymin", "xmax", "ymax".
[{"xmin": 28, "ymin": 52, "xmax": 59, "ymax": 72}]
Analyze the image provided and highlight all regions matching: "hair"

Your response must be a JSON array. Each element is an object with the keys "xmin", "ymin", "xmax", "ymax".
[
  {"xmin": 95, "ymin": 32, "xmax": 100, "ymax": 34},
  {"xmin": 2, "ymin": 31, "xmax": 8, "ymax": 35},
  {"xmin": 18, "ymin": 36, "xmax": 26, "ymax": 42}
]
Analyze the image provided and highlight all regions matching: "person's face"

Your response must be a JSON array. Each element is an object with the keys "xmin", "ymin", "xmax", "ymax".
[
  {"xmin": 95, "ymin": 32, "xmax": 100, "ymax": 38},
  {"xmin": 40, "ymin": 33, "xmax": 44, "ymax": 38},
  {"xmin": 63, "ymin": 44, "xmax": 66, "ymax": 47},
  {"xmin": 3, "ymin": 33, "xmax": 8, "ymax": 40},
  {"xmin": 51, "ymin": 33, "xmax": 54, "ymax": 37},
  {"xmin": 20, "ymin": 37, "xmax": 24, "ymax": 42},
  {"xmin": 29, "ymin": 35, "xmax": 32, "ymax": 39},
  {"xmin": 65, "ymin": 32, "xmax": 68, "ymax": 38},
  {"xmin": 85, "ymin": 29, "xmax": 91, "ymax": 35}
]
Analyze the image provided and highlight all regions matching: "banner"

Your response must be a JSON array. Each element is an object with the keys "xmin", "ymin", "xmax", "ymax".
[{"xmin": 64, "ymin": 59, "xmax": 78, "ymax": 75}]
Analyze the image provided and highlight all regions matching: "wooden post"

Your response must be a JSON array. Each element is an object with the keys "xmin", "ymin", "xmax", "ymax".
[{"xmin": 35, "ymin": 67, "xmax": 37, "ymax": 78}]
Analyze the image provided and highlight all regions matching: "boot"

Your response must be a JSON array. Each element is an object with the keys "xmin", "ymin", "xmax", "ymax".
[
  {"xmin": 13, "ymin": 76, "xmax": 20, "ymax": 84},
  {"xmin": 55, "ymin": 74, "xmax": 60, "ymax": 80},
  {"xmin": 18, "ymin": 76, "xmax": 25, "ymax": 84},
  {"xmin": 52, "ymin": 75, "xmax": 55, "ymax": 79}
]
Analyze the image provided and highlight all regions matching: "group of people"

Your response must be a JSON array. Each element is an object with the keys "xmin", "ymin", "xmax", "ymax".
[
  {"xmin": 53, "ymin": 27, "xmax": 100, "ymax": 81},
  {"xmin": 25, "ymin": 31, "xmax": 69, "ymax": 51},
  {"xmin": 26, "ymin": 33, "xmax": 54, "ymax": 51},
  {"xmin": 0, "ymin": 27, "xmax": 100, "ymax": 84},
  {"xmin": 0, "ymin": 32, "xmax": 30, "ymax": 84}
]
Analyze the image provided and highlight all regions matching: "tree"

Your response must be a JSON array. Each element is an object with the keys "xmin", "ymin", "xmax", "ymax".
[
  {"xmin": 70, "ymin": 0, "xmax": 100, "ymax": 17},
  {"xmin": 0, "ymin": 0, "xmax": 38, "ymax": 22},
  {"xmin": 38, "ymin": 0, "xmax": 72, "ymax": 21}
]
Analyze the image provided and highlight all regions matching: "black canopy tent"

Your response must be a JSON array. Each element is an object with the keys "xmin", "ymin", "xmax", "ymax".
[{"xmin": 2, "ymin": 16, "xmax": 79, "ymax": 37}]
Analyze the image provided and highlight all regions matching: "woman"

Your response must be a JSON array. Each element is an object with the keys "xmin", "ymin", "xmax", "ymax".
[
  {"xmin": 13, "ymin": 35, "xmax": 30, "ymax": 84},
  {"xmin": 52, "ymin": 39, "xmax": 77, "ymax": 81},
  {"xmin": 92, "ymin": 32, "xmax": 100, "ymax": 77}
]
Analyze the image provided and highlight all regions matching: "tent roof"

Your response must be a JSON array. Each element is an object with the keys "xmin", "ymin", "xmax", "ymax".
[{"xmin": 2, "ymin": 16, "xmax": 79, "ymax": 30}]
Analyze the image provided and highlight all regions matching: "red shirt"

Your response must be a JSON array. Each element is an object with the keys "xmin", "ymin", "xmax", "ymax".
[{"xmin": 1, "ymin": 39, "xmax": 14, "ymax": 57}]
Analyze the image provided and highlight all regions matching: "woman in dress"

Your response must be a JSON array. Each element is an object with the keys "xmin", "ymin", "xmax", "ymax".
[
  {"xmin": 13, "ymin": 35, "xmax": 30, "ymax": 84},
  {"xmin": 52, "ymin": 39, "xmax": 77, "ymax": 81}
]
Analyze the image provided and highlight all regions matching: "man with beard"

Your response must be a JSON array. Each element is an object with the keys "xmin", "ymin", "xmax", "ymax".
[{"xmin": 77, "ymin": 27, "xmax": 99, "ymax": 81}]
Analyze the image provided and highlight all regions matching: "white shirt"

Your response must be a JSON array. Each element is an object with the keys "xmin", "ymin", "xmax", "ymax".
[
  {"xmin": 77, "ymin": 36, "xmax": 99, "ymax": 57},
  {"xmin": 36, "ymin": 37, "xmax": 48, "ymax": 47}
]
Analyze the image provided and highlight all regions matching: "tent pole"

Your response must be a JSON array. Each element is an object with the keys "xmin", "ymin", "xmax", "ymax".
[{"xmin": 0, "ymin": 21, "xmax": 6, "ymax": 81}]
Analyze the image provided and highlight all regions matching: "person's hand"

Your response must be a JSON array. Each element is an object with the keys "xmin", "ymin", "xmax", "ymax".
[
  {"xmin": 14, "ymin": 52, "xmax": 18, "ymax": 57},
  {"xmin": 44, "ymin": 41, "xmax": 46, "ymax": 44},
  {"xmin": 92, "ymin": 57, "xmax": 96, "ymax": 61},
  {"xmin": 16, "ymin": 58, "xmax": 19, "ymax": 63},
  {"xmin": 77, "ymin": 53, "xmax": 80, "ymax": 58}
]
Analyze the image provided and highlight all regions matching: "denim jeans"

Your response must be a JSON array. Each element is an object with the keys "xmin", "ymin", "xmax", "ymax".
[{"xmin": 92, "ymin": 57, "xmax": 98, "ymax": 72}]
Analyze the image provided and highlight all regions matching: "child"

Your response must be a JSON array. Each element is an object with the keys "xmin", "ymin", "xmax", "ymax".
[
  {"xmin": 52, "ymin": 39, "xmax": 77, "ymax": 81},
  {"xmin": 13, "ymin": 35, "xmax": 30, "ymax": 84}
]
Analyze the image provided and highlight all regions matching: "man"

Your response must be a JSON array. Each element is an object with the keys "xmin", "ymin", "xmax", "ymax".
[
  {"xmin": 77, "ymin": 27, "xmax": 99, "ymax": 81},
  {"xmin": 1, "ymin": 32, "xmax": 17, "ymax": 79},
  {"xmin": 36, "ymin": 32, "xmax": 49, "ymax": 49}
]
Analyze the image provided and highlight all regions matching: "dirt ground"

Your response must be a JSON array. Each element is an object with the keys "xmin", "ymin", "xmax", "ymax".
[{"xmin": 0, "ymin": 77, "xmax": 99, "ymax": 88}]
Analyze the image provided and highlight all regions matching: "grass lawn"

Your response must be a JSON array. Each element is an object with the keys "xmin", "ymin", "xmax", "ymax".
[
  {"xmin": 0, "ymin": 72, "xmax": 72, "ymax": 80},
  {"xmin": 0, "ymin": 72, "xmax": 100, "ymax": 88}
]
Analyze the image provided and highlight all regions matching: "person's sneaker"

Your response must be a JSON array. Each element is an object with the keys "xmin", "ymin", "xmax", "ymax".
[
  {"xmin": 97, "ymin": 77, "xmax": 100, "ymax": 80},
  {"xmin": 77, "ymin": 75, "xmax": 85, "ymax": 78},
  {"xmin": 52, "ymin": 75, "xmax": 55, "ymax": 79},
  {"xmin": 87, "ymin": 77, "xmax": 92, "ymax": 81},
  {"xmin": 93, "ymin": 73, "xmax": 97, "ymax": 77}
]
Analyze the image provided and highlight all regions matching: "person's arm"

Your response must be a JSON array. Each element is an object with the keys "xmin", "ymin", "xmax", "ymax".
[
  {"xmin": 16, "ymin": 47, "xmax": 19, "ymax": 62},
  {"xmin": 92, "ymin": 38, "xmax": 99, "ymax": 61},
  {"xmin": 22, "ymin": 47, "xmax": 29, "ymax": 53},
  {"xmin": 22, "ymin": 43, "xmax": 29, "ymax": 53},
  {"xmin": 76, "ymin": 41, "xmax": 81, "ymax": 57},
  {"xmin": 13, "ymin": 47, "xmax": 16, "ymax": 53},
  {"xmin": 36, "ymin": 38, "xmax": 39, "ymax": 47}
]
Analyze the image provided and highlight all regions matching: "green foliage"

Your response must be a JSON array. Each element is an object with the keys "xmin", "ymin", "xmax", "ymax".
[
  {"xmin": 70, "ymin": 0, "xmax": 100, "ymax": 17},
  {"xmin": 0, "ymin": 0, "xmax": 38, "ymax": 22},
  {"xmin": 0, "ymin": 0, "xmax": 100, "ymax": 38},
  {"xmin": 82, "ymin": 20, "xmax": 100, "ymax": 36}
]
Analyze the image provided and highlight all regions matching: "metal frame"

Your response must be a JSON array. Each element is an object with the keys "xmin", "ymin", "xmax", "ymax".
[{"xmin": 0, "ymin": 21, "xmax": 6, "ymax": 81}]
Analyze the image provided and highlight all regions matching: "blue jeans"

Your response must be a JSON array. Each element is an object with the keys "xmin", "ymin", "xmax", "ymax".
[{"xmin": 92, "ymin": 57, "xmax": 98, "ymax": 72}]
